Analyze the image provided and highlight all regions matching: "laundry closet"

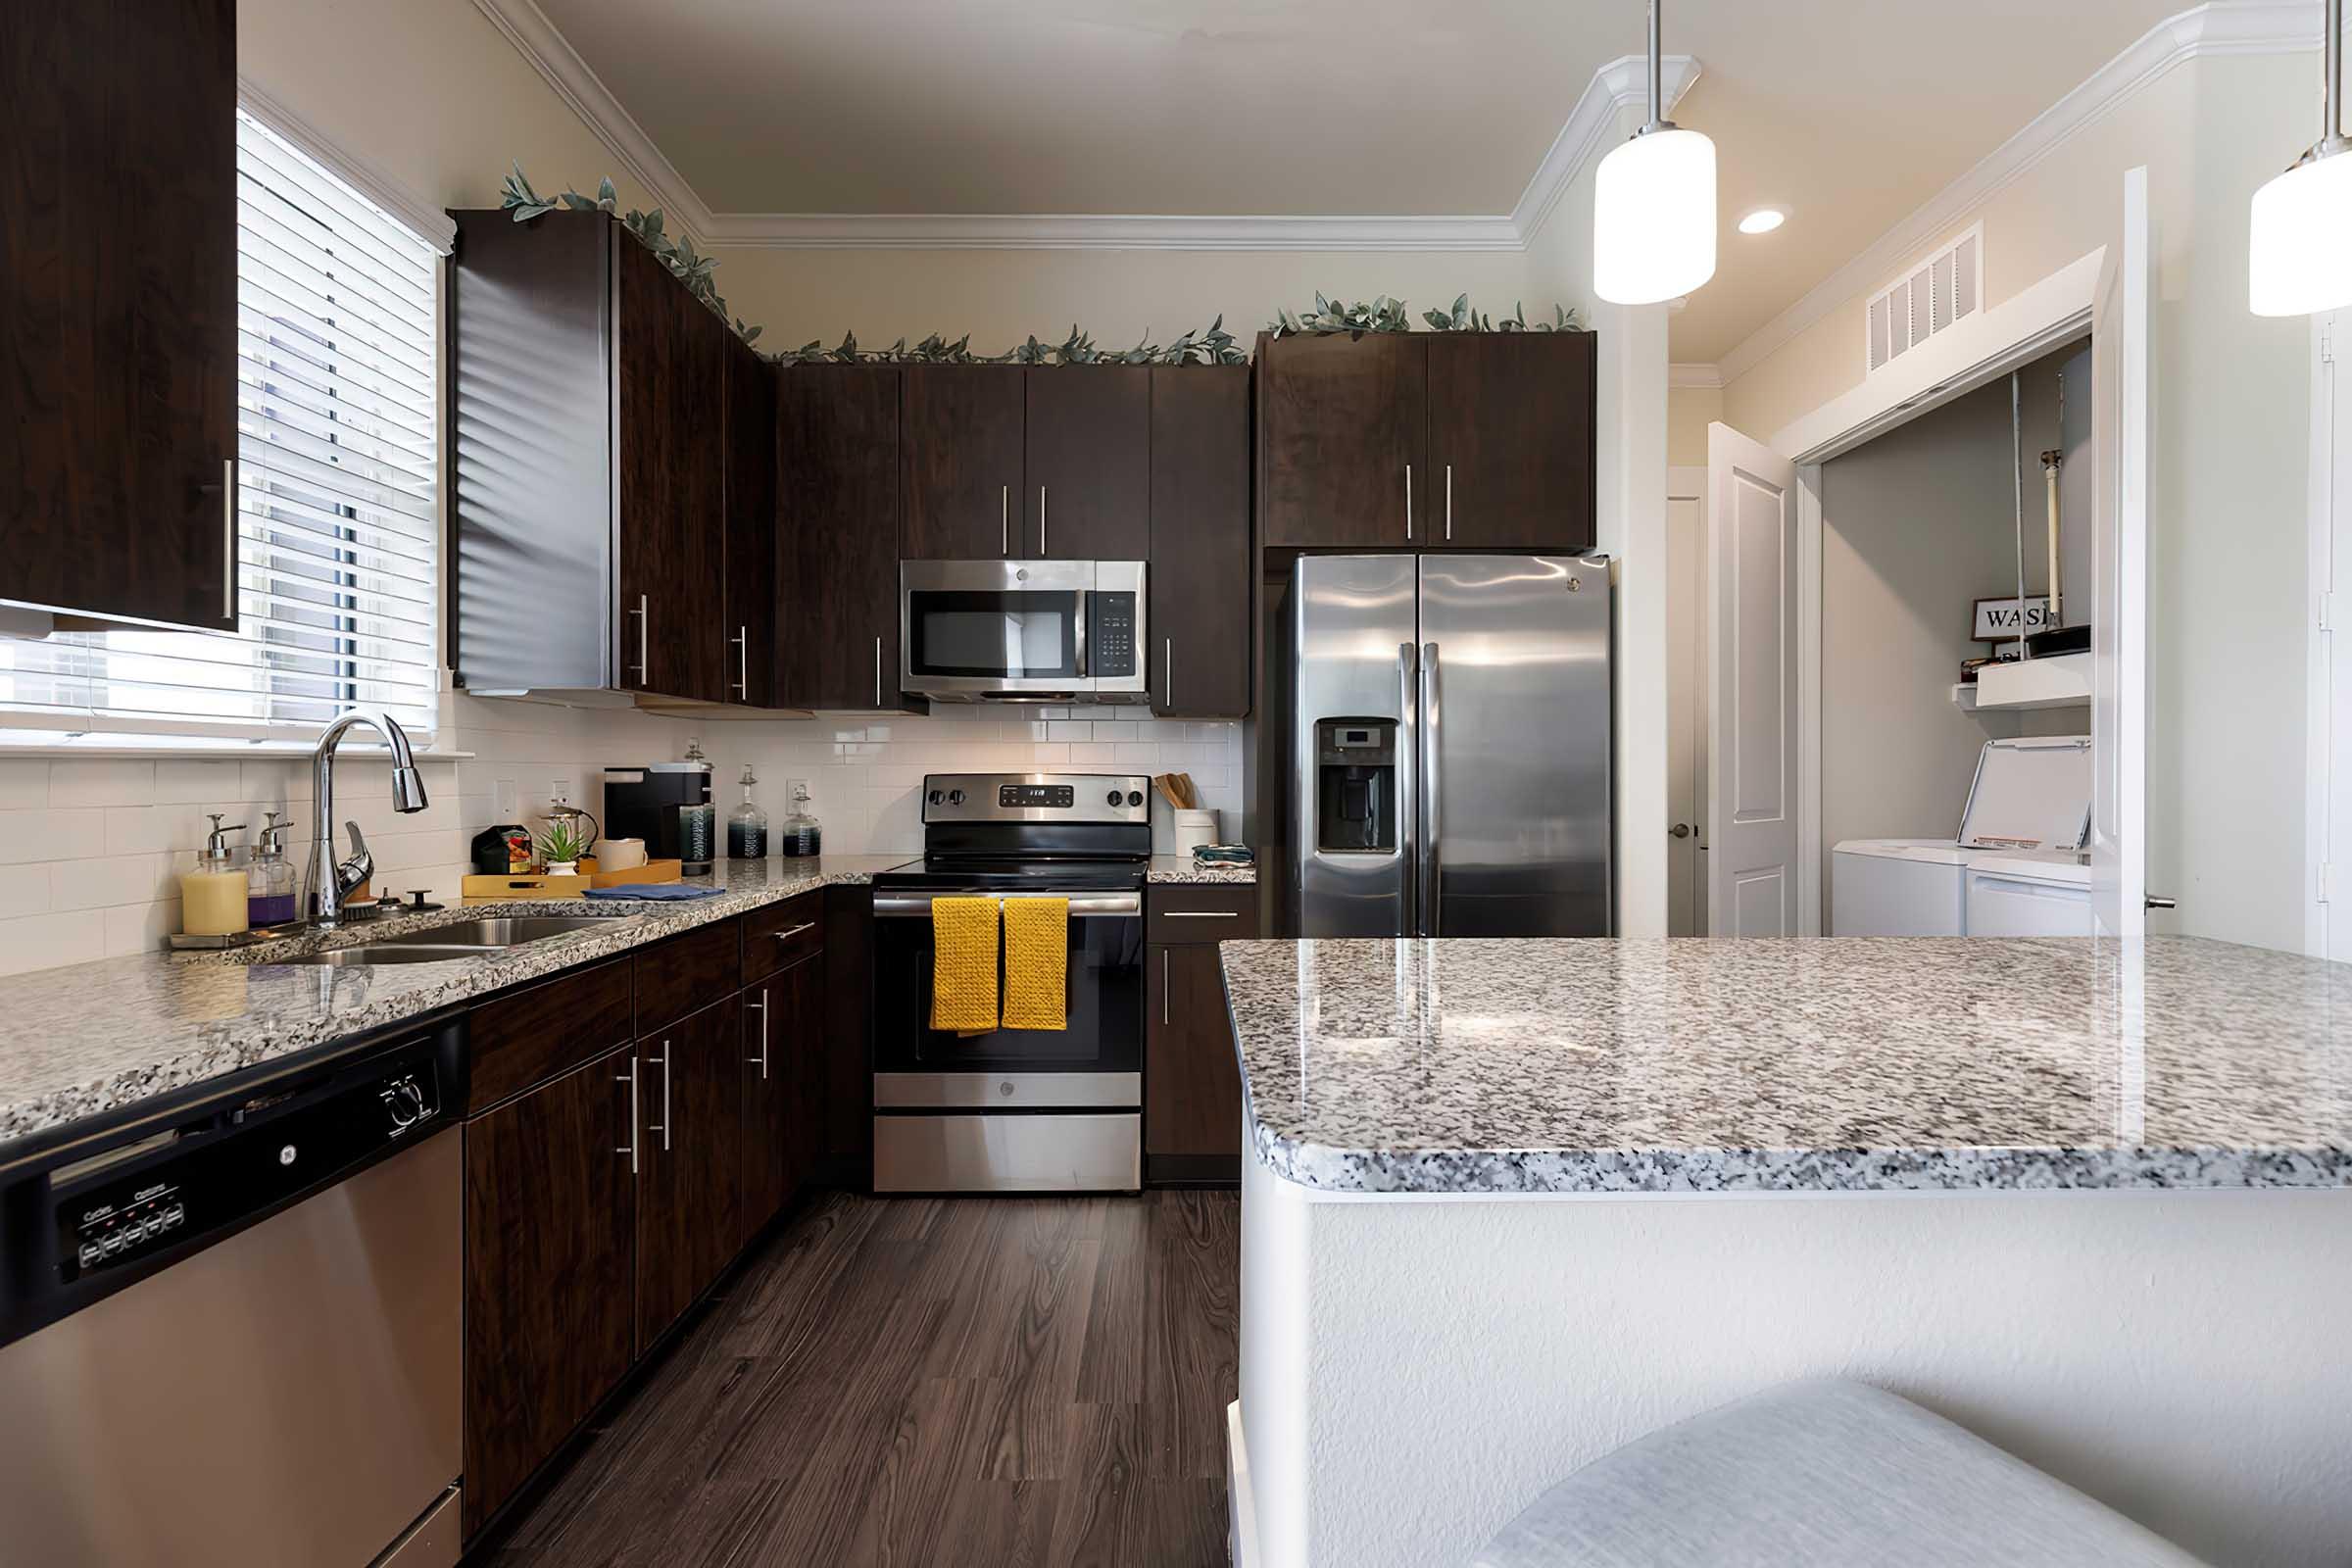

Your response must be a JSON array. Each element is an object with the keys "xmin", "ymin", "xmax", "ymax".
[{"xmin": 1822, "ymin": 336, "xmax": 2097, "ymax": 936}]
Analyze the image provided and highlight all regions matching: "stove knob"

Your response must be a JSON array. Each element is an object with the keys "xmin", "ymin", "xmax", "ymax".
[
  {"xmin": 927, "ymin": 789, "xmax": 944, "ymax": 806},
  {"xmin": 947, "ymin": 789, "xmax": 965, "ymax": 807},
  {"xmin": 1105, "ymin": 790, "xmax": 1122, "ymax": 807},
  {"xmin": 1126, "ymin": 790, "xmax": 1145, "ymax": 808}
]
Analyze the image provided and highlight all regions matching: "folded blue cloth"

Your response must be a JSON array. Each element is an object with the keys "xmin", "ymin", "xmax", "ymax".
[{"xmin": 582, "ymin": 882, "xmax": 725, "ymax": 902}]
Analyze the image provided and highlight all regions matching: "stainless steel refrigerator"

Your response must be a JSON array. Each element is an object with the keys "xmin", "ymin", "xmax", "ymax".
[{"xmin": 1292, "ymin": 554, "xmax": 1612, "ymax": 938}]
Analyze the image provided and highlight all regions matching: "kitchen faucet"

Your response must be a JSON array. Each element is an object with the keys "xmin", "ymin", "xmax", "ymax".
[{"xmin": 306, "ymin": 710, "xmax": 429, "ymax": 928}]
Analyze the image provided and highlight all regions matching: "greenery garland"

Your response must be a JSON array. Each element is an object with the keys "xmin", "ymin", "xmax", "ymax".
[{"xmin": 497, "ymin": 166, "xmax": 1586, "ymax": 367}]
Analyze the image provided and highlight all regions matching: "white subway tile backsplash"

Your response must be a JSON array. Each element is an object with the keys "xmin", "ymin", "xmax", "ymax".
[
  {"xmin": 0, "ymin": 864, "xmax": 48, "ymax": 918},
  {"xmin": 0, "ymin": 808, "xmax": 106, "ymax": 864},
  {"xmin": 103, "ymin": 901, "xmax": 178, "ymax": 959},
  {"xmin": 50, "ymin": 854, "xmax": 175, "ymax": 912},
  {"xmin": 155, "ymin": 759, "xmax": 243, "ymax": 804},
  {"xmin": 51, "ymin": 760, "xmax": 155, "ymax": 808},
  {"xmin": 0, "ymin": 909, "xmax": 105, "ymax": 977},
  {"xmin": 0, "ymin": 760, "xmax": 49, "ymax": 810}
]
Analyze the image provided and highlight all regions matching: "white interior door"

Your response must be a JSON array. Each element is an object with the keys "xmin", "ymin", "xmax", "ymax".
[
  {"xmin": 1667, "ymin": 468, "xmax": 1708, "ymax": 935},
  {"xmin": 2090, "ymin": 167, "xmax": 2150, "ymax": 940},
  {"xmin": 1707, "ymin": 424, "xmax": 1800, "ymax": 936}
]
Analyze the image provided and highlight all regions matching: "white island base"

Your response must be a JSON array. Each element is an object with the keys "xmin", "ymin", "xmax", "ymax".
[{"xmin": 1232, "ymin": 1149, "xmax": 2352, "ymax": 1568}]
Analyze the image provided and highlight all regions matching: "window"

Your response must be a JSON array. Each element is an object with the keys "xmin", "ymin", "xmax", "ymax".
[{"xmin": 0, "ymin": 109, "xmax": 442, "ymax": 744}]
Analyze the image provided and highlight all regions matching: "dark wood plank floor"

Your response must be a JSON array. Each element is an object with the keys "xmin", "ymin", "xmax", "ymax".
[{"xmin": 483, "ymin": 1190, "xmax": 1240, "ymax": 1568}]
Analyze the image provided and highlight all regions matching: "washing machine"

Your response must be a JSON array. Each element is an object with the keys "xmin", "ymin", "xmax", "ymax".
[
  {"xmin": 1831, "ymin": 736, "xmax": 2091, "ymax": 936},
  {"xmin": 1965, "ymin": 850, "xmax": 2094, "ymax": 936}
]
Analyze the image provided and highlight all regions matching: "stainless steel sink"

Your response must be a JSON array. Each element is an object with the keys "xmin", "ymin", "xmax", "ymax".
[{"xmin": 266, "ymin": 911, "xmax": 633, "ymax": 966}]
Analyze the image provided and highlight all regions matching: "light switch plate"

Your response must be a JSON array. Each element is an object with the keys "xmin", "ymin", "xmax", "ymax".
[{"xmin": 494, "ymin": 778, "xmax": 518, "ymax": 817}]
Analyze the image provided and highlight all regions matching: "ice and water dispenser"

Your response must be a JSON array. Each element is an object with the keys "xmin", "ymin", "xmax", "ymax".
[{"xmin": 1313, "ymin": 718, "xmax": 1397, "ymax": 853}]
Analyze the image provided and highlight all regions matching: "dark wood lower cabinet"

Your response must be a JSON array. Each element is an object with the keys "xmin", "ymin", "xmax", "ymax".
[
  {"xmin": 820, "ymin": 885, "xmax": 875, "ymax": 1177},
  {"xmin": 462, "ymin": 1044, "xmax": 637, "ymax": 1536},
  {"xmin": 740, "ymin": 953, "xmax": 822, "ymax": 1248},
  {"xmin": 635, "ymin": 997, "xmax": 743, "ymax": 1351},
  {"xmin": 1145, "ymin": 885, "xmax": 1260, "ymax": 1184}
]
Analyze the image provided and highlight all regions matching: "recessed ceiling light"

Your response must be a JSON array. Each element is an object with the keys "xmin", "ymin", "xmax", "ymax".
[{"xmin": 1738, "ymin": 208, "xmax": 1787, "ymax": 235}]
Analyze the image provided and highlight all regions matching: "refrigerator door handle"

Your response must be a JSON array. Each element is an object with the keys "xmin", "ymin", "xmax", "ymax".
[
  {"xmin": 1421, "ymin": 641, "xmax": 1441, "ymax": 936},
  {"xmin": 1396, "ymin": 640, "xmax": 1419, "ymax": 936}
]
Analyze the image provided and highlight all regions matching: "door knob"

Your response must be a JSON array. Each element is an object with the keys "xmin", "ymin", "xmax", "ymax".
[
  {"xmin": 2145, "ymin": 894, "xmax": 2178, "ymax": 910},
  {"xmin": 1669, "ymin": 822, "xmax": 1693, "ymax": 839}
]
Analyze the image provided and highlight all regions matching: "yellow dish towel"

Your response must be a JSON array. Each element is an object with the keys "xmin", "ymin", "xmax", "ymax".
[
  {"xmin": 1000, "ymin": 897, "xmax": 1068, "ymax": 1032},
  {"xmin": 929, "ymin": 897, "xmax": 1001, "ymax": 1035}
]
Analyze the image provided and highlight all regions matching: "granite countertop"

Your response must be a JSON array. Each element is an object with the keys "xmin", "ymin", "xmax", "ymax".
[
  {"xmin": 1220, "ymin": 936, "xmax": 2352, "ymax": 1196},
  {"xmin": 1147, "ymin": 854, "xmax": 1256, "ymax": 885},
  {"xmin": 0, "ymin": 856, "xmax": 915, "ymax": 1150}
]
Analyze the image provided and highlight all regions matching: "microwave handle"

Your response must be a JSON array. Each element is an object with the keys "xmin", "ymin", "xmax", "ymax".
[{"xmin": 1074, "ymin": 590, "xmax": 1089, "ymax": 678}]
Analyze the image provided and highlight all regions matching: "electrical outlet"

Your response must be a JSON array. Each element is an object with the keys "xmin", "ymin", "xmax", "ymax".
[
  {"xmin": 494, "ymin": 778, "xmax": 518, "ymax": 817},
  {"xmin": 551, "ymin": 777, "xmax": 571, "ymax": 807}
]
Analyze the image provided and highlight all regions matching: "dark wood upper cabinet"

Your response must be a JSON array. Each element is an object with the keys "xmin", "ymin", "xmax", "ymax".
[
  {"xmin": 462, "ymin": 1044, "xmax": 636, "ymax": 1536},
  {"xmin": 614, "ymin": 236, "xmax": 728, "ymax": 703},
  {"xmin": 1259, "ymin": 332, "xmax": 1428, "ymax": 550},
  {"xmin": 777, "ymin": 366, "xmax": 917, "ymax": 711},
  {"xmin": 1025, "ymin": 368, "xmax": 1150, "ymax": 560},
  {"xmin": 1425, "ymin": 332, "xmax": 1597, "ymax": 552},
  {"xmin": 901, "ymin": 367, "xmax": 1025, "ymax": 560},
  {"xmin": 635, "ymin": 998, "xmax": 742, "ymax": 1352},
  {"xmin": 723, "ymin": 337, "xmax": 778, "ymax": 708},
  {"xmin": 1149, "ymin": 366, "xmax": 1252, "ymax": 718},
  {"xmin": 2, "ymin": 0, "xmax": 237, "ymax": 632}
]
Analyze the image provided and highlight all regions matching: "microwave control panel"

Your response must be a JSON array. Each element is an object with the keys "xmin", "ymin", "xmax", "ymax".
[{"xmin": 1090, "ymin": 593, "xmax": 1137, "ymax": 678}]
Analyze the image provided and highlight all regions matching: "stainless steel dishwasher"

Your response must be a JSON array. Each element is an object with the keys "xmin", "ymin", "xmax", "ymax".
[{"xmin": 0, "ymin": 1018, "xmax": 467, "ymax": 1567}]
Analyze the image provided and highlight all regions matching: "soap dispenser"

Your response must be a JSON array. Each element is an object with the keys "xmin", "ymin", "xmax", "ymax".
[
  {"xmin": 182, "ymin": 813, "xmax": 250, "ymax": 938},
  {"xmin": 727, "ymin": 764, "xmax": 768, "ymax": 859},
  {"xmin": 246, "ymin": 810, "xmax": 298, "ymax": 928},
  {"xmin": 779, "ymin": 781, "xmax": 821, "ymax": 858}
]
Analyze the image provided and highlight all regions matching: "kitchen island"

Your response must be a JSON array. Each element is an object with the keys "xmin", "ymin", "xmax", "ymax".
[{"xmin": 1221, "ymin": 937, "xmax": 2352, "ymax": 1568}]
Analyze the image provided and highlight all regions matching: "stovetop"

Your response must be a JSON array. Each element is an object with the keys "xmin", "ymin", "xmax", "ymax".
[{"xmin": 872, "ymin": 857, "xmax": 1148, "ymax": 893}]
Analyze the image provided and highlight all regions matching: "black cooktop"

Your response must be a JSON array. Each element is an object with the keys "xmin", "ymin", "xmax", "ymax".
[{"xmin": 873, "ymin": 857, "xmax": 1148, "ymax": 893}]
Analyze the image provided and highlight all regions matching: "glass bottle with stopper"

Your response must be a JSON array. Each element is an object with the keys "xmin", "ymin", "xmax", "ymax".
[
  {"xmin": 246, "ymin": 810, "xmax": 298, "ymax": 928},
  {"xmin": 727, "ymin": 764, "xmax": 768, "ymax": 859},
  {"xmin": 779, "ymin": 781, "xmax": 821, "ymax": 858}
]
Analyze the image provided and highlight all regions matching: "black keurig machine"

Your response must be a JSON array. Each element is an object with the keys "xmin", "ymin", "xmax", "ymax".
[{"xmin": 603, "ymin": 754, "xmax": 714, "ymax": 872}]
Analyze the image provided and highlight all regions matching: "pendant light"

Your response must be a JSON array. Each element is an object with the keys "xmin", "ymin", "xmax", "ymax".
[
  {"xmin": 2249, "ymin": 0, "xmax": 2350, "ymax": 316},
  {"xmin": 1593, "ymin": 0, "xmax": 1717, "ymax": 305}
]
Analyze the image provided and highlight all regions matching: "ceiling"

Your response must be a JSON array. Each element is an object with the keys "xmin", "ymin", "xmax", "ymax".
[{"xmin": 520, "ymin": 0, "xmax": 2195, "ymax": 361}]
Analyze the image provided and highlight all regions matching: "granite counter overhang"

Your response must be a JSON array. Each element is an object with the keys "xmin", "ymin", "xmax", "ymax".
[
  {"xmin": 1219, "ymin": 935, "xmax": 2352, "ymax": 1196},
  {"xmin": 0, "ymin": 856, "xmax": 918, "ymax": 1156}
]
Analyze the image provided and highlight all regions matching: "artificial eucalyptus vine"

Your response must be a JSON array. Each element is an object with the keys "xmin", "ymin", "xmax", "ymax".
[
  {"xmin": 499, "ymin": 166, "xmax": 764, "ymax": 347},
  {"xmin": 1266, "ymin": 292, "xmax": 1584, "ymax": 337},
  {"xmin": 768, "ymin": 317, "xmax": 1250, "ymax": 368}
]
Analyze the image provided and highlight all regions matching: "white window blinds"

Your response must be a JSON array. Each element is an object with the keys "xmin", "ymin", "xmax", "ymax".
[{"xmin": 0, "ymin": 109, "xmax": 442, "ymax": 743}]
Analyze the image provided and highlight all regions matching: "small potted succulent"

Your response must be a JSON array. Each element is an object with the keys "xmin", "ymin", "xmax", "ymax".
[{"xmin": 537, "ymin": 816, "xmax": 586, "ymax": 876}]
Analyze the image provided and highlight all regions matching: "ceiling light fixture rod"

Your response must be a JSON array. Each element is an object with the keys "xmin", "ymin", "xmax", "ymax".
[
  {"xmin": 2326, "ymin": 0, "xmax": 2346, "ymax": 155},
  {"xmin": 1642, "ymin": 0, "xmax": 1675, "ymax": 134}
]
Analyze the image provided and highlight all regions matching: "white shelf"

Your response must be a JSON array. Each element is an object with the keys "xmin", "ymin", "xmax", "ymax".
[{"xmin": 1972, "ymin": 651, "xmax": 2092, "ymax": 711}]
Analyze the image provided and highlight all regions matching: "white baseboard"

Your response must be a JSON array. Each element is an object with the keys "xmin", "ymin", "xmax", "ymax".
[{"xmin": 1228, "ymin": 1398, "xmax": 1260, "ymax": 1568}]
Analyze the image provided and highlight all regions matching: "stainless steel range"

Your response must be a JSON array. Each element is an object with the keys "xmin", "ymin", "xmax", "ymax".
[{"xmin": 870, "ymin": 772, "xmax": 1150, "ymax": 1193}]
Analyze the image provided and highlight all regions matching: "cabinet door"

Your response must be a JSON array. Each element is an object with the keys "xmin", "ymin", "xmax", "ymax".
[
  {"xmin": 1146, "ymin": 943, "xmax": 1245, "ymax": 1162},
  {"xmin": 778, "ymin": 366, "xmax": 906, "ymax": 710},
  {"xmin": 635, "ymin": 998, "xmax": 742, "ymax": 1351},
  {"xmin": 1425, "ymin": 332, "xmax": 1596, "ymax": 552},
  {"xmin": 3, "ymin": 0, "xmax": 237, "ymax": 631},
  {"xmin": 615, "ymin": 234, "xmax": 727, "ymax": 702},
  {"xmin": 902, "ymin": 367, "xmax": 1024, "ymax": 560},
  {"xmin": 1259, "ymin": 333, "xmax": 1427, "ymax": 549},
  {"xmin": 723, "ymin": 336, "xmax": 777, "ymax": 707},
  {"xmin": 1149, "ymin": 366, "xmax": 1252, "ymax": 718},
  {"xmin": 1025, "ymin": 367, "xmax": 1149, "ymax": 560},
  {"xmin": 463, "ymin": 1045, "xmax": 636, "ymax": 1536},
  {"xmin": 741, "ymin": 954, "xmax": 822, "ymax": 1244},
  {"xmin": 820, "ymin": 883, "xmax": 874, "ymax": 1174}
]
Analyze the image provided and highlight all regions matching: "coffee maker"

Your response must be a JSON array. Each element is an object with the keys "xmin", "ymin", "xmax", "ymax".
[{"xmin": 602, "ymin": 757, "xmax": 712, "ymax": 869}]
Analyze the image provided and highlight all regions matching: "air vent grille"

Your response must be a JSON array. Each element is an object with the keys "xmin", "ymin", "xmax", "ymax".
[{"xmin": 1866, "ymin": 225, "xmax": 1983, "ymax": 373}]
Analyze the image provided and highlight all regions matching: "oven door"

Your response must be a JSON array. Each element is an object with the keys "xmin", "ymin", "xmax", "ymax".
[
  {"xmin": 901, "ymin": 559, "xmax": 1092, "ymax": 700},
  {"xmin": 871, "ymin": 890, "xmax": 1144, "ymax": 1100}
]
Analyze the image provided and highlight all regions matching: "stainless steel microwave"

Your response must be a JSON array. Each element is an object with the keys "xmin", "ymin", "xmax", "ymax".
[{"xmin": 900, "ymin": 560, "xmax": 1148, "ymax": 703}]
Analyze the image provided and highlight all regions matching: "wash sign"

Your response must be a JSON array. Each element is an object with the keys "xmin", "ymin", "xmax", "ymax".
[{"xmin": 1974, "ymin": 595, "xmax": 2053, "ymax": 643}]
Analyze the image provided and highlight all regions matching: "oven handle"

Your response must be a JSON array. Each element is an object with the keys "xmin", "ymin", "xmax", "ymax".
[{"xmin": 874, "ymin": 891, "xmax": 1142, "ymax": 918}]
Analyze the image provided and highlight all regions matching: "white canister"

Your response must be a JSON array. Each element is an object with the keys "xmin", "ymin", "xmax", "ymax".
[
  {"xmin": 599, "ymin": 837, "xmax": 648, "ymax": 871},
  {"xmin": 1173, "ymin": 809, "xmax": 1219, "ymax": 856}
]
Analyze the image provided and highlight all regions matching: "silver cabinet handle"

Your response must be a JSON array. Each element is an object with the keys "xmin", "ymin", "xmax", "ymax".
[
  {"xmin": 1161, "ymin": 909, "xmax": 1239, "ymax": 918},
  {"xmin": 1161, "ymin": 948, "xmax": 1169, "ymax": 1026},
  {"xmin": 732, "ymin": 626, "xmax": 749, "ymax": 698},
  {"xmin": 746, "ymin": 988, "xmax": 768, "ymax": 1078},
  {"xmin": 1404, "ymin": 464, "xmax": 1413, "ymax": 540},
  {"xmin": 1445, "ymin": 464, "xmax": 1453, "ymax": 541},
  {"xmin": 1162, "ymin": 637, "xmax": 1173, "ymax": 710},
  {"xmin": 874, "ymin": 636, "xmax": 883, "ymax": 707},
  {"xmin": 220, "ymin": 457, "xmax": 236, "ymax": 620},
  {"xmin": 1001, "ymin": 484, "xmax": 1009, "ymax": 555},
  {"xmin": 628, "ymin": 594, "xmax": 649, "ymax": 681},
  {"xmin": 650, "ymin": 1046, "xmax": 671, "ymax": 1152},
  {"xmin": 770, "ymin": 921, "xmax": 818, "ymax": 941},
  {"xmin": 615, "ymin": 1056, "xmax": 639, "ymax": 1174},
  {"xmin": 1040, "ymin": 485, "xmax": 1048, "ymax": 556}
]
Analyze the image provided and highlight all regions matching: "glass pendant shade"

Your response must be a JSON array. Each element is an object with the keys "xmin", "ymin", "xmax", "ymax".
[
  {"xmin": 2249, "ymin": 151, "xmax": 2352, "ymax": 316},
  {"xmin": 1593, "ymin": 127, "xmax": 1719, "ymax": 305}
]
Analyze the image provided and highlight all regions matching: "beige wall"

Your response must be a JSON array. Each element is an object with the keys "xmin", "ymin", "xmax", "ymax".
[
  {"xmin": 1719, "ymin": 50, "xmax": 2318, "ymax": 951},
  {"xmin": 1668, "ymin": 385, "xmax": 1722, "ymax": 466}
]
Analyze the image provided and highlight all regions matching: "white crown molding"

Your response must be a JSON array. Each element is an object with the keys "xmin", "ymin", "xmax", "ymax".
[
  {"xmin": 1715, "ymin": 0, "xmax": 2321, "ymax": 386},
  {"xmin": 473, "ymin": 0, "xmax": 1685, "ymax": 253},
  {"xmin": 1510, "ymin": 54, "xmax": 1702, "ymax": 242},
  {"xmin": 236, "ymin": 75, "xmax": 458, "ymax": 254},
  {"xmin": 1669, "ymin": 363, "xmax": 1725, "ymax": 389},
  {"xmin": 469, "ymin": 0, "xmax": 717, "ymax": 238},
  {"xmin": 698, "ymin": 211, "xmax": 1525, "ymax": 252}
]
